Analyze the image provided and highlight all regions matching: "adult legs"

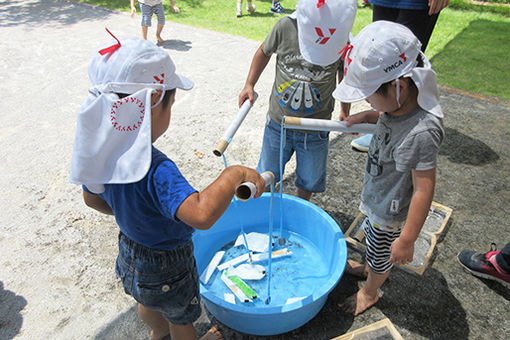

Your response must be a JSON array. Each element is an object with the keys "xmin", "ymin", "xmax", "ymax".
[{"xmin": 372, "ymin": 5, "xmax": 440, "ymax": 52}]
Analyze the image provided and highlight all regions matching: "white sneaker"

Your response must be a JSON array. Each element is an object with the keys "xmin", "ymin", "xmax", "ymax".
[
  {"xmin": 247, "ymin": 4, "xmax": 256, "ymax": 13},
  {"xmin": 236, "ymin": 9, "xmax": 242, "ymax": 17}
]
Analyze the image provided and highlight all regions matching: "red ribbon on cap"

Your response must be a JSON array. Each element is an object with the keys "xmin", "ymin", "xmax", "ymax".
[
  {"xmin": 338, "ymin": 44, "xmax": 353, "ymax": 76},
  {"xmin": 98, "ymin": 28, "xmax": 121, "ymax": 55},
  {"xmin": 317, "ymin": 0, "xmax": 325, "ymax": 8},
  {"xmin": 338, "ymin": 44, "xmax": 353, "ymax": 62}
]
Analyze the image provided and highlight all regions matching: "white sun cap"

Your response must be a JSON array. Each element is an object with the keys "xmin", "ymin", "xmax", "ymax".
[
  {"xmin": 333, "ymin": 21, "xmax": 443, "ymax": 117},
  {"xmin": 333, "ymin": 21, "xmax": 420, "ymax": 102},
  {"xmin": 88, "ymin": 37, "xmax": 193, "ymax": 96},
  {"xmin": 70, "ymin": 37, "xmax": 194, "ymax": 194},
  {"xmin": 290, "ymin": 0, "xmax": 357, "ymax": 66}
]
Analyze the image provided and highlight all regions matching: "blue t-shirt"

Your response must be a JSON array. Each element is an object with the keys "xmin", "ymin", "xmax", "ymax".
[
  {"xmin": 84, "ymin": 147, "xmax": 197, "ymax": 250},
  {"xmin": 370, "ymin": 0, "xmax": 429, "ymax": 10}
]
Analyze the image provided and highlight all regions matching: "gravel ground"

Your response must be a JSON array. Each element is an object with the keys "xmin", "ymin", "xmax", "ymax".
[{"xmin": 1, "ymin": 1, "xmax": 509, "ymax": 339}]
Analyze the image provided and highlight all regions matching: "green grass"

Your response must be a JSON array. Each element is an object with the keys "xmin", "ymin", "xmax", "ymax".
[{"xmin": 77, "ymin": 0, "xmax": 510, "ymax": 101}]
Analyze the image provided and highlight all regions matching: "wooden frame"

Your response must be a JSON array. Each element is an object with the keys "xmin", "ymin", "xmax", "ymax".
[
  {"xmin": 345, "ymin": 201, "xmax": 453, "ymax": 275},
  {"xmin": 331, "ymin": 318, "xmax": 404, "ymax": 340}
]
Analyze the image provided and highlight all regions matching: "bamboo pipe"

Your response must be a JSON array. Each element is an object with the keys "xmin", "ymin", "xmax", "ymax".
[
  {"xmin": 283, "ymin": 116, "xmax": 376, "ymax": 135},
  {"xmin": 213, "ymin": 92, "xmax": 259, "ymax": 157},
  {"xmin": 235, "ymin": 171, "xmax": 274, "ymax": 201}
]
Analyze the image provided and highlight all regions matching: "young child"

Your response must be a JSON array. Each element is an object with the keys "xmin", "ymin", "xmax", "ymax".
[
  {"xmin": 70, "ymin": 35, "xmax": 265, "ymax": 340},
  {"xmin": 269, "ymin": 0, "xmax": 285, "ymax": 14},
  {"xmin": 236, "ymin": 0, "xmax": 256, "ymax": 17},
  {"xmin": 333, "ymin": 21, "xmax": 445, "ymax": 315},
  {"xmin": 130, "ymin": 0, "xmax": 180, "ymax": 43},
  {"xmin": 238, "ymin": 0, "xmax": 356, "ymax": 201}
]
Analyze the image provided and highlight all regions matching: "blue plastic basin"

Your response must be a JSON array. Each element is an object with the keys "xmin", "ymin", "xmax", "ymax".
[{"xmin": 193, "ymin": 193, "xmax": 347, "ymax": 336}]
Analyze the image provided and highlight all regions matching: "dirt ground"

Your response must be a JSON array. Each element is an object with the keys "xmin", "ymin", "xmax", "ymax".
[{"xmin": 1, "ymin": 1, "xmax": 509, "ymax": 339}]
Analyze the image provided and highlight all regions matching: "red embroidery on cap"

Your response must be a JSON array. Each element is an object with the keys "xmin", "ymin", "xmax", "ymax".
[
  {"xmin": 98, "ymin": 28, "xmax": 121, "ymax": 55},
  {"xmin": 314, "ymin": 27, "xmax": 335, "ymax": 45},
  {"xmin": 110, "ymin": 97, "xmax": 145, "ymax": 132},
  {"xmin": 317, "ymin": 0, "xmax": 325, "ymax": 8},
  {"xmin": 399, "ymin": 53, "xmax": 407, "ymax": 62},
  {"xmin": 153, "ymin": 74, "xmax": 165, "ymax": 84}
]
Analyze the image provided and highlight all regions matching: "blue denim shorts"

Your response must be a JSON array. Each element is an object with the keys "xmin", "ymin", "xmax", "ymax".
[
  {"xmin": 257, "ymin": 116, "xmax": 330, "ymax": 192},
  {"xmin": 140, "ymin": 2, "xmax": 165, "ymax": 27},
  {"xmin": 115, "ymin": 232, "xmax": 201, "ymax": 325}
]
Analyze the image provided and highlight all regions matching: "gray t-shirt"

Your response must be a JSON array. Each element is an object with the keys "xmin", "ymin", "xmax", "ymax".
[
  {"xmin": 263, "ymin": 17, "xmax": 342, "ymax": 124},
  {"xmin": 361, "ymin": 107, "xmax": 444, "ymax": 227}
]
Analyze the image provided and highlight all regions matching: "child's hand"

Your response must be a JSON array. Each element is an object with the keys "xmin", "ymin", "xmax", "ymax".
[
  {"xmin": 345, "ymin": 109, "xmax": 380, "ymax": 128},
  {"xmin": 390, "ymin": 236, "xmax": 414, "ymax": 266},
  {"xmin": 130, "ymin": 6, "xmax": 136, "ymax": 17},
  {"xmin": 241, "ymin": 167, "xmax": 266, "ymax": 199},
  {"xmin": 428, "ymin": 0, "xmax": 449, "ymax": 15},
  {"xmin": 339, "ymin": 109, "xmax": 349, "ymax": 121}
]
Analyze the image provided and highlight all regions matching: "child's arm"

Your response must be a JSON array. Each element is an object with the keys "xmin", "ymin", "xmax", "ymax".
[
  {"xmin": 83, "ymin": 190, "xmax": 114, "ymax": 215},
  {"xmin": 337, "ymin": 69, "xmax": 351, "ymax": 121},
  {"xmin": 339, "ymin": 102, "xmax": 351, "ymax": 121},
  {"xmin": 344, "ymin": 109, "xmax": 381, "ymax": 126},
  {"xmin": 239, "ymin": 43, "xmax": 271, "ymax": 107},
  {"xmin": 130, "ymin": 0, "xmax": 136, "ymax": 17},
  {"xmin": 169, "ymin": 0, "xmax": 180, "ymax": 13},
  {"xmin": 176, "ymin": 165, "xmax": 265, "ymax": 230},
  {"xmin": 390, "ymin": 168, "xmax": 436, "ymax": 265}
]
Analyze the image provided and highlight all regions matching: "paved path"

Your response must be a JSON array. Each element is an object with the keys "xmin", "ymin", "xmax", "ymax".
[{"xmin": 0, "ymin": 1, "xmax": 509, "ymax": 339}]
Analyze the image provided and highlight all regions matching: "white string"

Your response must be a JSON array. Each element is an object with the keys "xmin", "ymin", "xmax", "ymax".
[{"xmin": 396, "ymin": 78, "xmax": 401, "ymax": 109}]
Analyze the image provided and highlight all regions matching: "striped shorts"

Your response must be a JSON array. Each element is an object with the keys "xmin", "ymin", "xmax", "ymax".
[{"xmin": 364, "ymin": 217, "xmax": 402, "ymax": 274}]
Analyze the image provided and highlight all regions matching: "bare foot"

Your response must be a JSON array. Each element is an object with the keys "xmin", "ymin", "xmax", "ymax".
[
  {"xmin": 345, "ymin": 259, "xmax": 368, "ymax": 279},
  {"xmin": 200, "ymin": 326, "xmax": 223, "ymax": 340},
  {"xmin": 156, "ymin": 36, "xmax": 165, "ymax": 44},
  {"xmin": 338, "ymin": 288, "xmax": 379, "ymax": 316}
]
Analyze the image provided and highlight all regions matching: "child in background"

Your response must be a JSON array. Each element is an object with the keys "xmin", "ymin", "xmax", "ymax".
[
  {"xmin": 130, "ymin": 0, "xmax": 180, "ymax": 43},
  {"xmin": 333, "ymin": 21, "xmax": 444, "ymax": 315},
  {"xmin": 239, "ymin": 0, "xmax": 356, "ymax": 201},
  {"xmin": 270, "ymin": 0, "xmax": 285, "ymax": 14},
  {"xmin": 70, "ymin": 35, "xmax": 265, "ymax": 340},
  {"xmin": 236, "ymin": 0, "xmax": 256, "ymax": 17}
]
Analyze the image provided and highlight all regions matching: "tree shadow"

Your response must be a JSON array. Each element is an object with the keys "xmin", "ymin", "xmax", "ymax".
[
  {"xmin": 0, "ymin": 281, "xmax": 27, "ymax": 340},
  {"xmin": 378, "ymin": 268, "xmax": 469, "ymax": 339},
  {"xmin": 439, "ymin": 127, "xmax": 499, "ymax": 166},
  {"xmin": 0, "ymin": 0, "xmax": 116, "ymax": 28},
  {"xmin": 248, "ymin": 12, "xmax": 283, "ymax": 18},
  {"xmin": 470, "ymin": 276, "xmax": 510, "ymax": 302},
  {"xmin": 94, "ymin": 302, "xmax": 219, "ymax": 339},
  {"xmin": 93, "ymin": 305, "xmax": 148, "ymax": 340},
  {"xmin": 157, "ymin": 39, "xmax": 193, "ymax": 51},
  {"xmin": 178, "ymin": 0, "xmax": 207, "ymax": 9}
]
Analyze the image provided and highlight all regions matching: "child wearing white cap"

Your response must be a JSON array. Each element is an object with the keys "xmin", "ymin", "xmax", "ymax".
[
  {"xmin": 333, "ymin": 21, "xmax": 444, "ymax": 315},
  {"xmin": 239, "ymin": 0, "xmax": 357, "ymax": 201},
  {"xmin": 70, "ymin": 34, "xmax": 265, "ymax": 339}
]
